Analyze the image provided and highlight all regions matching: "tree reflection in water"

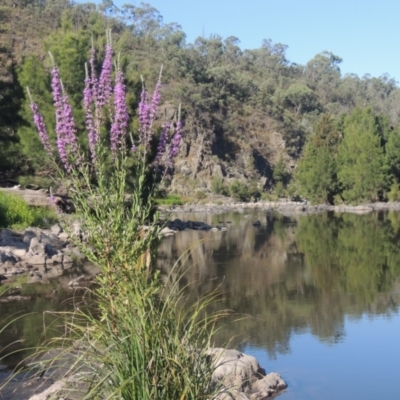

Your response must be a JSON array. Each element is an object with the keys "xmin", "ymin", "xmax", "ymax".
[{"xmin": 158, "ymin": 211, "xmax": 400, "ymax": 358}]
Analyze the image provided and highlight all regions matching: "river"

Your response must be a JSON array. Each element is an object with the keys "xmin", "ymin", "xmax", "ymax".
[{"xmin": 2, "ymin": 210, "xmax": 400, "ymax": 399}]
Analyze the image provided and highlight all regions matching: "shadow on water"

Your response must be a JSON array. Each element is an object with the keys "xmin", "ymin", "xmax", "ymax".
[{"xmin": 0, "ymin": 261, "xmax": 96, "ymax": 371}]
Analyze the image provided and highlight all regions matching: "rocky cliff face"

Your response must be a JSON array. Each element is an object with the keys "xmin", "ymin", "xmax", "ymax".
[{"xmin": 168, "ymin": 111, "xmax": 294, "ymax": 194}]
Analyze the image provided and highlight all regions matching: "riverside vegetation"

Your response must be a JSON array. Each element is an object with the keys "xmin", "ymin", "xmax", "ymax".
[
  {"xmin": 0, "ymin": 36, "xmax": 232, "ymax": 399},
  {"xmin": 3, "ymin": 1, "xmax": 400, "ymax": 205}
]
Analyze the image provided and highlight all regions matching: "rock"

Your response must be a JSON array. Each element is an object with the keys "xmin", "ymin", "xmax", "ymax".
[
  {"xmin": 160, "ymin": 227, "xmax": 176, "ymax": 235},
  {"xmin": 0, "ymin": 295, "xmax": 32, "ymax": 302},
  {"xmin": 58, "ymin": 232, "xmax": 69, "ymax": 241},
  {"xmin": 51, "ymin": 223, "xmax": 63, "ymax": 235},
  {"xmin": 11, "ymin": 248, "xmax": 27, "ymax": 258},
  {"xmin": 23, "ymin": 230, "xmax": 37, "ymax": 244},
  {"xmin": 29, "ymin": 237, "xmax": 46, "ymax": 256},
  {"xmin": 62, "ymin": 254, "xmax": 73, "ymax": 265},
  {"xmin": 249, "ymin": 373, "xmax": 287, "ymax": 399},
  {"xmin": 29, "ymin": 380, "xmax": 67, "ymax": 400},
  {"xmin": 71, "ymin": 219, "xmax": 82, "ymax": 238},
  {"xmin": 0, "ymin": 251, "xmax": 17, "ymax": 264},
  {"xmin": 48, "ymin": 253, "xmax": 63, "ymax": 265},
  {"xmin": 0, "ymin": 229, "xmax": 14, "ymax": 245},
  {"xmin": 68, "ymin": 275, "xmax": 84, "ymax": 286},
  {"xmin": 28, "ymin": 254, "xmax": 47, "ymax": 266},
  {"xmin": 45, "ymin": 243, "xmax": 56, "ymax": 256},
  {"xmin": 209, "ymin": 348, "xmax": 264, "ymax": 392}
]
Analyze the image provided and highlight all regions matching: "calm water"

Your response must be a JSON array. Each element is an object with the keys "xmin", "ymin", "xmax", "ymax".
[
  {"xmin": 2, "ymin": 211, "xmax": 400, "ymax": 398},
  {"xmin": 158, "ymin": 211, "xmax": 400, "ymax": 400}
]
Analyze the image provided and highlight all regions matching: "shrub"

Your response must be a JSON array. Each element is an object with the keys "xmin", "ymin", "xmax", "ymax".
[
  {"xmin": 195, "ymin": 190, "xmax": 207, "ymax": 200},
  {"xmin": 211, "ymin": 176, "xmax": 228, "ymax": 196},
  {"xmin": 274, "ymin": 181, "xmax": 285, "ymax": 198},
  {"xmin": 229, "ymin": 180, "xmax": 250, "ymax": 201},
  {"xmin": 0, "ymin": 191, "xmax": 58, "ymax": 229},
  {"xmin": 388, "ymin": 182, "xmax": 400, "ymax": 202}
]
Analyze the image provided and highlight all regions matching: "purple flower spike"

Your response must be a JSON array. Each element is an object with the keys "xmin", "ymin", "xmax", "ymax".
[
  {"xmin": 84, "ymin": 64, "xmax": 97, "ymax": 161},
  {"xmin": 137, "ymin": 80, "xmax": 162, "ymax": 149},
  {"xmin": 51, "ymin": 67, "xmax": 79, "ymax": 171},
  {"xmin": 154, "ymin": 122, "xmax": 170, "ymax": 166},
  {"xmin": 30, "ymin": 101, "xmax": 53, "ymax": 157},
  {"xmin": 98, "ymin": 44, "xmax": 113, "ymax": 107},
  {"xmin": 150, "ymin": 81, "xmax": 162, "ymax": 125},
  {"xmin": 110, "ymin": 70, "xmax": 129, "ymax": 153}
]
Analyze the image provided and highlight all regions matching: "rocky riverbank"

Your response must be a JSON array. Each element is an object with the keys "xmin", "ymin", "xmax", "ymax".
[
  {"xmin": 161, "ymin": 199, "xmax": 400, "ymax": 215},
  {"xmin": 1, "ymin": 347, "xmax": 287, "ymax": 400},
  {"xmin": 0, "ymin": 222, "xmax": 96, "ymax": 288}
]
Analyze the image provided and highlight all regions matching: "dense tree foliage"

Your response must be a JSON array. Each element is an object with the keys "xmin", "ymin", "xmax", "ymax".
[{"xmin": 1, "ymin": 0, "xmax": 400, "ymax": 203}]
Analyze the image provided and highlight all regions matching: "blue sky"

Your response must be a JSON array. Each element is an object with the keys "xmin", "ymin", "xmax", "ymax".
[{"xmin": 81, "ymin": 0, "xmax": 400, "ymax": 80}]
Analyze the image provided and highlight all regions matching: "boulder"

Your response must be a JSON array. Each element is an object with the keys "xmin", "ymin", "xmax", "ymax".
[
  {"xmin": 29, "ymin": 237, "xmax": 46, "ymax": 256},
  {"xmin": 0, "ymin": 251, "xmax": 17, "ymax": 264},
  {"xmin": 0, "ymin": 229, "xmax": 14, "ymax": 246},
  {"xmin": 209, "ymin": 348, "xmax": 264, "ymax": 392},
  {"xmin": 51, "ymin": 223, "xmax": 63, "ymax": 236},
  {"xmin": 249, "ymin": 373, "xmax": 287, "ymax": 399},
  {"xmin": 23, "ymin": 230, "xmax": 37, "ymax": 244}
]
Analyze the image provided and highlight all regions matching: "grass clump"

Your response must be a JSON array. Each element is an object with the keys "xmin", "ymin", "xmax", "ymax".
[
  {"xmin": 155, "ymin": 193, "xmax": 184, "ymax": 206},
  {"xmin": 0, "ymin": 191, "xmax": 58, "ymax": 229}
]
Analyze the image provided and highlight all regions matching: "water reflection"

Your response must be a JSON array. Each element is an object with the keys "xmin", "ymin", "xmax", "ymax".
[
  {"xmin": 158, "ymin": 211, "xmax": 400, "ymax": 357},
  {"xmin": 0, "ymin": 263, "xmax": 95, "ymax": 368}
]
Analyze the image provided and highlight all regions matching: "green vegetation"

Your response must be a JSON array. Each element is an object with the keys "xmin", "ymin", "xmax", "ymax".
[
  {"xmin": 155, "ymin": 193, "xmax": 184, "ymax": 206},
  {"xmin": 10, "ymin": 40, "xmax": 226, "ymax": 399},
  {"xmin": 0, "ymin": 191, "xmax": 57, "ymax": 229},
  {"xmin": 2, "ymin": 1, "xmax": 400, "ymax": 204}
]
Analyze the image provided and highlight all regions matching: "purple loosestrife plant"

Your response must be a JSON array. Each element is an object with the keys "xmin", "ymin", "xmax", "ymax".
[
  {"xmin": 50, "ymin": 66, "xmax": 80, "ymax": 172},
  {"xmin": 110, "ymin": 70, "xmax": 129, "ymax": 153},
  {"xmin": 30, "ymin": 42, "xmax": 182, "ymax": 185},
  {"xmin": 84, "ymin": 64, "xmax": 97, "ymax": 161},
  {"xmin": 138, "ymin": 77, "xmax": 162, "ymax": 150},
  {"xmin": 98, "ymin": 44, "xmax": 113, "ymax": 108},
  {"xmin": 27, "ymin": 90, "xmax": 53, "ymax": 157}
]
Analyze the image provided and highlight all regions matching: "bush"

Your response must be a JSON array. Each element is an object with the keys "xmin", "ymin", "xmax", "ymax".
[
  {"xmin": 195, "ymin": 190, "xmax": 207, "ymax": 200},
  {"xmin": 388, "ymin": 182, "xmax": 400, "ymax": 202},
  {"xmin": 211, "ymin": 176, "xmax": 228, "ymax": 196},
  {"xmin": 274, "ymin": 181, "xmax": 285, "ymax": 198},
  {"xmin": 229, "ymin": 180, "xmax": 250, "ymax": 201},
  {"xmin": 0, "ymin": 191, "xmax": 58, "ymax": 229}
]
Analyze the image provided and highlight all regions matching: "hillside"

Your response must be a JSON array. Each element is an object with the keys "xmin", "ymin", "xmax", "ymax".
[{"xmin": 2, "ymin": 0, "xmax": 400, "ymax": 204}]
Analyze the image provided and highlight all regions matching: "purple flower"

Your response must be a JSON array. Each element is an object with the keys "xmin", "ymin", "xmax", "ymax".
[
  {"xmin": 110, "ymin": 70, "xmax": 129, "ymax": 153},
  {"xmin": 98, "ymin": 44, "xmax": 113, "ymax": 107},
  {"xmin": 138, "ymin": 80, "xmax": 162, "ymax": 148},
  {"xmin": 84, "ymin": 64, "xmax": 97, "ymax": 161},
  {"xmin": 29, "ymin": 101, "xmax": 53, "ymax": 157},
  {"xmin": 51, "ymin": 67, "xmax": 79, "ymax": 172}
]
